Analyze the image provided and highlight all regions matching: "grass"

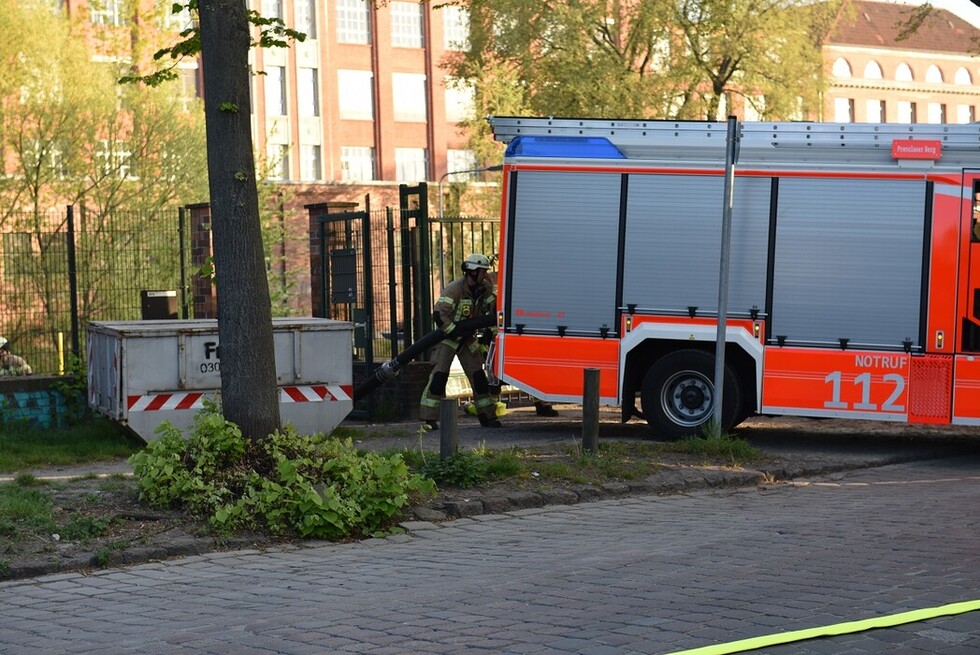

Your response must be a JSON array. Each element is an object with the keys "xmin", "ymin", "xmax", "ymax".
[
  {"xmin": 372, "ymin": 433, "xmax": 761, "ymax": 488},
  {"xmin": 0, "ymin": 417, "xmax": 144, "ymax": 473}
]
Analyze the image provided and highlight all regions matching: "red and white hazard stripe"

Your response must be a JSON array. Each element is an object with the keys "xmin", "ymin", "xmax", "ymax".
[
  {"xmin": 127, "ymin": 385, "xmax": 352, "ymax": 412},
  {"xmin": 279, "ymin": 384, "xmax": 352, "ymax": 403},
  {"xmin": 127, "ymin": 392, "xmax": 207, "ymax": 412}
]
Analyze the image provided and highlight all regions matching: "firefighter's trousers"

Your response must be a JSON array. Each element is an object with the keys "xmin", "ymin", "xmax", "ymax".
[{"xmin": 419, "ymin": 338, "xmax": 496, "ymax": 422}]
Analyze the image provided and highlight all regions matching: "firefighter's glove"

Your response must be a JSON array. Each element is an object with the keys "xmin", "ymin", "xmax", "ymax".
[{"xmin": 478, "ymin": 330, "xmax": 492, "ymax": 346}]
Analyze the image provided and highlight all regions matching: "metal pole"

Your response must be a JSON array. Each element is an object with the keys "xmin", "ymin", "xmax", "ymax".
[
  {"xmin": 712, "ymin": 117, "xmax": 739, "ymax": 434},
  {"xmin": 66, "ymin": 205, "xmax": 80, "ymax": 358},
  {"xmin": 439, "ymin": 398, "xmax": 458, "ymax": 459},
  {"xmin": 582, "ymin": 368, "xmax": 600, "ymax": 453}
]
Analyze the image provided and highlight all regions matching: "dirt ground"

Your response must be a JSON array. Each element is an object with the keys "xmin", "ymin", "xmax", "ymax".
[{"xmin": 3, "ymin": 409, "xmax": 978, "ymax": 582}]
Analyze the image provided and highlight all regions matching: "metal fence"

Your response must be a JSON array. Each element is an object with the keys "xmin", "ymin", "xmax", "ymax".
[
  {"xmin": 0, "ymin": 207, "xmax": 188, "ymax": 374},
  {"xmin": 2, "ymin": 202, "xmax": 498, "ymax": 381}
]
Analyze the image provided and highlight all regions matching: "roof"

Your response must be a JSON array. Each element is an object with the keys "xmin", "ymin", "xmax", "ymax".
[{"xmin": 827, "ymin": 0, "xmax": 980, "ymax": 53}]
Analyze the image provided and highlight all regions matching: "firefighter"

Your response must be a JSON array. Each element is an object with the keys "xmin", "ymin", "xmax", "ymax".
[
  {"xmin": 0, "ymin": 337, "xmax": 32, "ymax": 376},
  {"xmin": 420, "ymin": 253, "xmax": 501, "ymax": 429}
]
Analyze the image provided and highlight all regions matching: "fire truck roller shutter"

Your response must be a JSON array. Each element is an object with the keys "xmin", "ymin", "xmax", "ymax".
[
  {"xmin": 508, "ymin": 171, "xmax": 621, "ymax": 335},
  {"xmin": 770, "ymin": 177, "xmax": 926, "ymax": 348},
  {"xmin": 641, "ymin": 349, "xmax": 741, "ymax": 439},
  {"xmin": 623, "ymin": 174, "xmax": 770, "ymax": 314}
]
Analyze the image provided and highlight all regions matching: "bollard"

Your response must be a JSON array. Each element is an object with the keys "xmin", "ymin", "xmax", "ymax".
[
  {"xmin": 439, "ymin": 397, "xmax": 458, "ymax": 460},
  {"xmin": 582, "ymin": 367, "xmax": 599, "ymax": 453}
]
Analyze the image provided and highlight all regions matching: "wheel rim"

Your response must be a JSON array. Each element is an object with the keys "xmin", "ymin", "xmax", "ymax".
[{"xmin": 660, "ymin": 370, "xmax": 713, "ymax": 427}]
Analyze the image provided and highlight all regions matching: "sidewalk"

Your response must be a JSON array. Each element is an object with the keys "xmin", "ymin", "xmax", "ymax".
[{"xmin": 1, "ymin": 408, "xmax": 974, "ymax": 582}]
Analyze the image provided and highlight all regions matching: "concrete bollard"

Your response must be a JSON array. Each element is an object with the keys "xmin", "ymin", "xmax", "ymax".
[
  {"xmin": 582, "ymin": 367, "xmax": 599, "ymax": 453},
  {"xmin": 440, "ymin": 397, "xmax": 458, "ymax": 460}
]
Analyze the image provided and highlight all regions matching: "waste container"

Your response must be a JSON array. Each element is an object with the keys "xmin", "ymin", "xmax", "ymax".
[{"xmin": 87, "ymin": 318, "xmax": 354, "ymax": 442}]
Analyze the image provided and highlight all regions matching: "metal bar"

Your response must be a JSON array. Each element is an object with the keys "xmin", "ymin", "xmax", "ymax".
[
  {"xmin": 712, "ymin": 117, "xmax": 739, "ymax": 433},
  {"xmin": 582, "ymin": 368, "xmax": 599, "ymax": 453},
  {"xmin": 439, "ymin": 398, "xmax": 458, "ymax": 460},
  {"xmin": 66, "ymin": 205, "xmax": 80, "ymax": 358}
]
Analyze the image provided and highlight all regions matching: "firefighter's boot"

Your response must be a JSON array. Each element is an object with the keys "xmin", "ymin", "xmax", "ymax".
[
  {"xmin": 534, "ymin": 401, "xmax": 559, "ymax": 417},
  {"xmin": 478, "ymin": 413, "xmax": 502, "ymax": 428}
]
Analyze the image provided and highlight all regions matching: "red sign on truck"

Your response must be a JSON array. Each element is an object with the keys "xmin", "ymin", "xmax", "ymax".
[{"xmin": 891, "ymin": 139, "xmax": 942, "ymax": 160}]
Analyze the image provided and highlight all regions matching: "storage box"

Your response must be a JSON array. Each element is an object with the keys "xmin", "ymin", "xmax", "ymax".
[{"xmin": 87, "ymin": 318, "xmax": 353, "ymax": 441}]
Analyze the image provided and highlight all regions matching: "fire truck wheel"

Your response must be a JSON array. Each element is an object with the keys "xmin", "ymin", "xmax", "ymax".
[{"xmin": 640, "ymin": 349, "xmax": 741, "ymax": 439}]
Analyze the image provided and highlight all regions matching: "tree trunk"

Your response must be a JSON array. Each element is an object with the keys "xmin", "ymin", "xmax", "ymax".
[{"xmin": 198, "ymin": 0, "xmax": 281, "ymax": 438}]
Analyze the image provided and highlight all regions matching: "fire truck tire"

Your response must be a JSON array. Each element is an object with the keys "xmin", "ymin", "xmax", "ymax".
[{"xmin": 640, "ymin": 349, "xmax": 741, "ymax": 439}]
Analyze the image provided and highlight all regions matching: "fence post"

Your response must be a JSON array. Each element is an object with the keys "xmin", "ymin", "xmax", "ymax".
[
  {"xmin": 582, "ymin": 368, "xmax": 600, "ymax": 453},
  {"xmin": 440, "ymin": 398, "xmax": 458, "ymax": 460},
  {"xmin": 66, "ymin": 205, "xmax": 80, "ymax": 358},
  {"xmin": 178, "ymin": 206, "xmax": 189, "ymax": 319}
]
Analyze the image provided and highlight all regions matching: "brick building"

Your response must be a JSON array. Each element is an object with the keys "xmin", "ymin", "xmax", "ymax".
[
  {"xmin": 819, "ymin": 1, "xmax": 980, "ymax": 123},
  {"xmin": 55, "ymin": 0, "xmax": 980, "ymax": 319}
]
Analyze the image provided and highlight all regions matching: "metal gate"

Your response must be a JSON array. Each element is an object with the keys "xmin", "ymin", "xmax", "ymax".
[{"xmin": 309, "ymin": 184, "xmax": 501, "ymax": 421}]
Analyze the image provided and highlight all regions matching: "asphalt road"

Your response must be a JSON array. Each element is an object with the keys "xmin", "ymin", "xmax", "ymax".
[{"xmin": 2, "ymin": 449, "xmax": 979, "ymax": 654}]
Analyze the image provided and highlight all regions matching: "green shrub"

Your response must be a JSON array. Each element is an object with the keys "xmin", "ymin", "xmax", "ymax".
[
  {"xmin": 419, "ymin": 451, "xmax": 490, "ymax": 487},
  {"xmin": 130, "ymin": 406, "xmax": 436, "ymax": 540}
]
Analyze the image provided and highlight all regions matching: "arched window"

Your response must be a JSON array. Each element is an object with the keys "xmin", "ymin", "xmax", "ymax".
[
  {"xmin": 955, "ymin": 67, "xmax": 972, "ymax": 85},
  {"xmin": 832, "ymin": 58, "xmax": 852, "ymax": 78},
  {"xmin": 895, "ymin": 63, "xmax": 914, "ymax": 82},
  {"xmin": 863, "ymin": 61, "xmax": 883, "ymax": 79},
  {"xmin": 926, "ymin": 65, "xmax": 944, "ymax": 83}
]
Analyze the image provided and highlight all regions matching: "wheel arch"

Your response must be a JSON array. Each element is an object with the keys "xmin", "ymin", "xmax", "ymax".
[{"xmin": 620, "ymin": 322, "xmax": 763, "ymax": 422}]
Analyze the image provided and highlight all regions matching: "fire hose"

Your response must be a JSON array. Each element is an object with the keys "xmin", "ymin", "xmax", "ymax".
[{"xmin": 352, "ymin": 314, "xmax": 496, "ymax": 402}]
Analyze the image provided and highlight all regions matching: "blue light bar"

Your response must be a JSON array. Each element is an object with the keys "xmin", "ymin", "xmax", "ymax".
[{"xmin": 504, "ymin": 135, "xmax": 626, "ymax": 159}]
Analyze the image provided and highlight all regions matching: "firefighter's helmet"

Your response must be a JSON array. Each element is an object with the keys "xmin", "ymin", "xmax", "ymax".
[{"xmin": 462, "ymin": 253, "xmax": 491, "ymax": 272}]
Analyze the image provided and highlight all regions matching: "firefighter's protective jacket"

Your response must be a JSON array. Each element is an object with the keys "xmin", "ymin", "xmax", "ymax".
[{"xmin": 434, "ymin": 275, "xmax": 495, "ymax": 348}]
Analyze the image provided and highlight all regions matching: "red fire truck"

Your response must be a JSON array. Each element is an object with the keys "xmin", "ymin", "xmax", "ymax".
[{"xmin": 486, "ymin": 116, "xmax": 980, "ymax": 437}]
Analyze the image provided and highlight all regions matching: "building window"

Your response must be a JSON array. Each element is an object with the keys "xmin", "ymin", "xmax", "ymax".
[
  {"xmin": 834, "ymin": 97, "xmax": 854, "ymax": 123},
  {"xmin": 743, "ymin": 95, "xmax": 765, "ymax": 121},
  {"xmin": 898, "ymin": 101, "xmax": 917, "ymax": 123},
  {"xmin": 926, "ymin": 65, "xmax": 944, "ymax": 84},
  {"xmin": 831, "ymin": 58, "xmax": 851, "ymax": 78},
  {"xmin": 863, "ymin": 61, "xmax": 883, "ymax": 80},
  {"xmin": 446, "ymin": 149, "xmax": 477, "ymax": 175},
  {"xmin": 955, "ymin": 67, "xmax": 972, "ymax": 86},
  {"xmin": 161, "ymin": 3, "xmax": 194, "ymax": 31},
  {"xmin": 927, "ymin": 102, "xmax": 946, "ymax": 124},
  {"xmin": 261, "ymin": 0, "xmax": 282, "ymax": 20},
  {"xmin": 298, "ymin": 67, "xmax": 319, "ymax": 117},
  {"xmin": 338, "ymin": 70, "xmax": 374, "ymax": 120},
  {"xmin": 866, "ymin": 99, "xmax": 884, "ymax": 123},
  {"xmin": 96, "ymin": 140, "xmax": 135, "ymax": 179},
  {"xmin": 262, "ymin": 0, "xmax": 282, "ymax": 20},
  {"xmin": 392, "ymin": 73, "xmax": 427, "ymax": 122},
  {"xmin": 300, "ymin": 145, "xmax": 322, "ymax": 181},
  {"xmin": 958, "ymin": 104, "xmax": 975, "ymax": 124},
  {"xmin": 395, "ymin": 147, "xmax": 428, "ymax": 182},
  {"xmin": 341, "ymin": 146, "xmax": 376, "ymax": 181},
  {"xmin": 337, "ymin": 0, "xmax": 371, "ymax": 44},
  {"xmin": 264, "ymin": 66, "xmax": 286, "ymax": 116},
  {"xmin": 444, "ymin": 78, "xmax": 475, "ymax": 123},
  {"xmin": 443, "ymin": 5, "xmax": 469, "ymax": 51},
  {"xmin": 90, "ymin": 0, "xmax": 124, "ymax": 26},
  {"xmin": 296, "ymin": 0, "xmax": 317, "ymax": 39},
  {"xmin": 391, "ymin": 2, "xmax": 424, "ymax": 48},
  {"xmin": 267, "ymin": 145, "xmax": 289, "ymax": 181},
  {"xmin": 895, "ymin": 63, "xmax": 914, "ymax": 82}
]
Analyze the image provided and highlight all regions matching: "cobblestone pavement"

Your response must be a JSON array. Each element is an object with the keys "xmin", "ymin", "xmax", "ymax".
[{"xmin": 2, "ymin": 454, "xmax": 979, "ymax": 654}]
